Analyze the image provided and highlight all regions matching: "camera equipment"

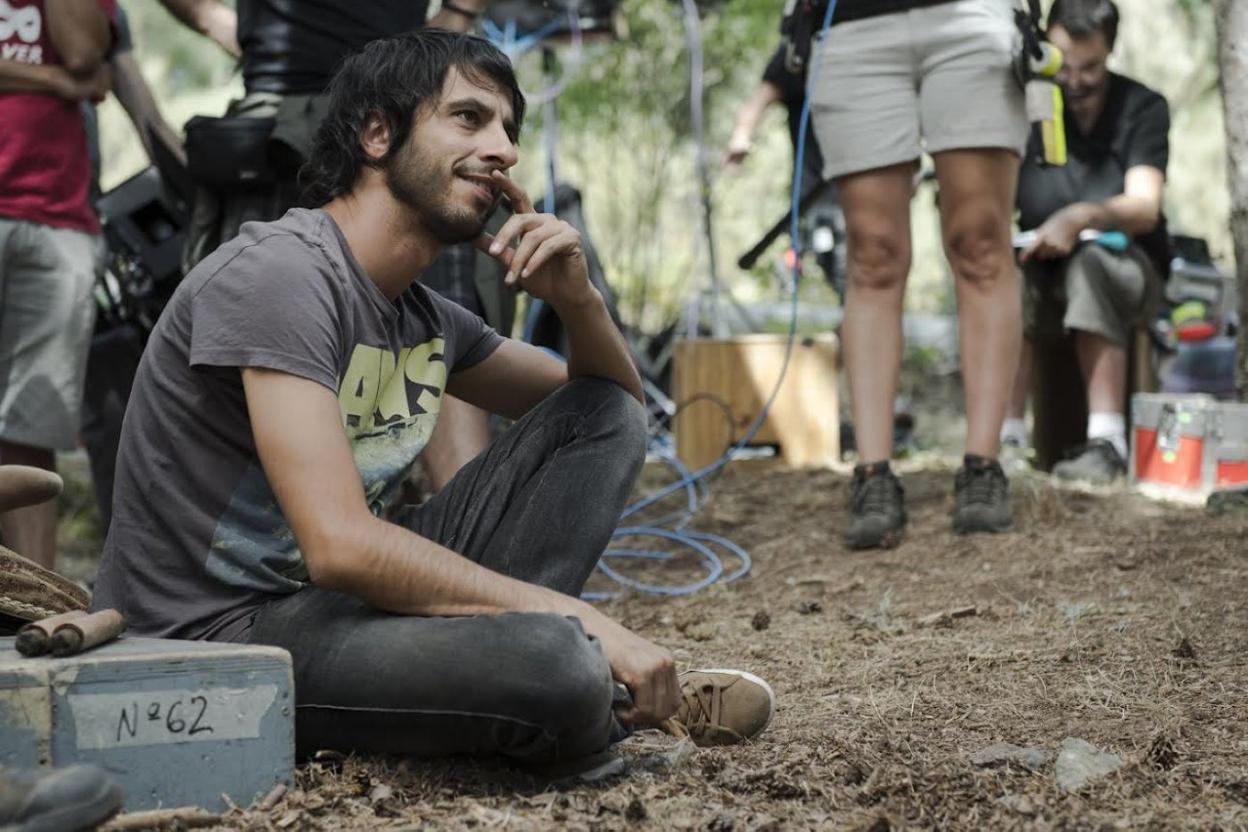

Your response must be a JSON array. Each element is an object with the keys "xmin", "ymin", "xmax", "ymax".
[
  {"xmin": 779, "ymin": 0, "xmax": 824, "ymax": 74},
  {"xmin": 184, "ymin": 115, "xmax": 279, "ymax": 189},
  {"xmin": 93, "ymin": 128, "xmax": 192, "ymax": 338}
]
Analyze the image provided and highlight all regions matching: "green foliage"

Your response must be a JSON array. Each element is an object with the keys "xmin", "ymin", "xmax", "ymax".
[
  {"xmin": 128, "ymin": 3, "xmax": 238, "ymax": 94},
  {"xmin": 501, "ymin": 0, "xmax": 783, "ymax": 328},
  {"xmin": 555, "ymin": 0, "xmax": 778, "ymax": 134}
]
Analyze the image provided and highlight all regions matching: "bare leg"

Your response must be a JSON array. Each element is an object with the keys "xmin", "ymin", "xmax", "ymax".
[
  {"xmin": 0, "ymin": 441, "xmax": 57, "ymax": 570},
  {"xmin": 837, "ymin": 163, "xmax": 917, "ymax": 464},
  {"xmin": 420, "ymin": 395, "xmax": 492, "ymax": 493},
  {"xmin": 1007, "ymin": 337, "xmax": 1033, "ymax": 422},
  {"xmin": 933, "ymin": 148, "xmax": 1021, "ymax": 460},
  {"xmin": 1074, "ymin": 330, "xmax": 1126, "ymax": 415}
]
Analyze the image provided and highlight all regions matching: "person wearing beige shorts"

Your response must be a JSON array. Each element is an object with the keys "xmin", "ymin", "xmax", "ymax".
[{"xmin": 809, "ymin": 0, "xmax": 1028, "ymax": 549}]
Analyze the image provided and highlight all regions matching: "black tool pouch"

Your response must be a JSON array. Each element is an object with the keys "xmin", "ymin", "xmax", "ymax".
[
  {"xmin": 780, "ymin": 0, "xmax": 828, "ymax": 74},
  {"xmin": 184, "ymin": 115, "xmax": 278, "ymax": 190}
]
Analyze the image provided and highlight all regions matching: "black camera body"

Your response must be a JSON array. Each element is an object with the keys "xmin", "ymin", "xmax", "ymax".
[{"xmin": 96, "ymin": 165, "xmax": 188, "ymax": 286}]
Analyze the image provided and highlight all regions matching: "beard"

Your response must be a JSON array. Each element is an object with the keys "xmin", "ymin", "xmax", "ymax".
[
  {"xmin": 384, "ymin": 147, "xmax": 498, "ymax": 244},
  {"xmin": 1062, "ymin": 77, "xmax": 1107, "ymax": 105}
]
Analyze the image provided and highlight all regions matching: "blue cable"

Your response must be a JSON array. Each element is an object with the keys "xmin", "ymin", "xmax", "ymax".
[
  {"xmin": 481, "ymin": 16, "xmax": 569, "ymax": 58},
  {"xmin": 589, "ymin": 0, "xmax": 839, "ymax": 599}
]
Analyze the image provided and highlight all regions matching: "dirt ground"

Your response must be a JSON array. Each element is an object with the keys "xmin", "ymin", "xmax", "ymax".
[{"xmin": 64, "ymin": 453, "xmax": 1247, "ymax": 831}]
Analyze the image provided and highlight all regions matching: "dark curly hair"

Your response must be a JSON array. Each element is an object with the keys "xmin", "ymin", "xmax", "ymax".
[
  {"xmin": 1047, "ymin": 0, "xmax": 1120, "ymax": 50},
  {"xmin": 300, "ymin": 30, "xmax": 526, "ymax": 207}
]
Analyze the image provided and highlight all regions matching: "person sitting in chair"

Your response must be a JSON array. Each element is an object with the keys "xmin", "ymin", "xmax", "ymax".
[{"xmin": 1009, "ymin": 0, "xmax": 1169, "ymax": 484}]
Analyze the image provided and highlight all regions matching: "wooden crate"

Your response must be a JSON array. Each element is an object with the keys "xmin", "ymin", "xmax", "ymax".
[
  {"xmin": 0, "ymin": 636, "xmax": 294, "ymax": 812},
  {"xmin": 672, "ymin": 334, "xmax": 840, "ymax": 470}
]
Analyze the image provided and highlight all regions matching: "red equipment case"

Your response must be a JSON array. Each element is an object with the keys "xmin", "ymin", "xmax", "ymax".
[{"xmin": 1130, "ymin": 393, "xmax": 1248, "ymax": 502}]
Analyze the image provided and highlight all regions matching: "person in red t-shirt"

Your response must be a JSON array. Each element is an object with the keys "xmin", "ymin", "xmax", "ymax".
[{"xmin": 0, "ymin": 0, "xmax": 115, "ymax": 571}]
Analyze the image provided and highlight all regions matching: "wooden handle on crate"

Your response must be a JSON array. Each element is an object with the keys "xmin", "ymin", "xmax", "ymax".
[
  {"xmin": 50, "ymin": 609, "xmax": 127, "ymax": 657},
  {"xmin": 0, "ymin": 465, "xmax": 62, "ymax": 513},
  {"xmin": 15, "ymin": 610, "xmax": 90, "ymax": 657}
]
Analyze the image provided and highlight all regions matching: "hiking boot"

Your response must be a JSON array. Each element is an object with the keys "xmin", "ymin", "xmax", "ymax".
[
  {"xmin": 670, "ymin": 669, "xmax": 775, "ymax": 746},
  {"xmin": 952, "ymin": 454, "xmax": 1012, "ymax": 535},
  {"xmin": 843, "ymin": 461, "xmax": 906, "ymax": 550},
  {"xmin": 1051, "ymin": 439, "xmax": 1126, "ymax": 485},
  {"xmin": 0, "ymin": 765, "xmax": 122, "ymax": 832}
]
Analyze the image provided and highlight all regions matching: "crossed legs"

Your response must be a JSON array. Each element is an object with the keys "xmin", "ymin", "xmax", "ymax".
[{"xmin": 242, "ymin": 379, "xmax": 647, "ymax": 762}]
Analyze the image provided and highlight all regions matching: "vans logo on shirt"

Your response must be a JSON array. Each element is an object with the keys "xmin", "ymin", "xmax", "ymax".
[{"xmin": 338, "ymin": 339, "xmax": 448, "ymax": 433}]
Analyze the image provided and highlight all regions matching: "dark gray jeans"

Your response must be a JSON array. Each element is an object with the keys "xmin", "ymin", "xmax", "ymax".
[{"xmin": 243, "ymin": 379, "xmax": 647, "ymax": 762}]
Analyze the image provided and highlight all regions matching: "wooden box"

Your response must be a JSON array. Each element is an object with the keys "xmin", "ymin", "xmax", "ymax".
[
  {"xmin": 672, "ymin": 334, "xmax": 840, "ymax": 470},
  {"xmin": 0, "ymin": 636, "xmax": 294, "ymax": 811}
]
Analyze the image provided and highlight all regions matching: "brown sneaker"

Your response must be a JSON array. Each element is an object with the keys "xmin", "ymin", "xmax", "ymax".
[{"xmin": 670, "ymin": 669, "xmax": 775, "ymax": 746}]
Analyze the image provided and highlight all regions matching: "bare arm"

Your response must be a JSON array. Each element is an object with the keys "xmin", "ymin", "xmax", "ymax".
[
  {"xmin": 724, "ymin": 80, "xmax": 783, "ymax": 167},
  {"xmin": 562, "ymin": 289, "xmax": 643, "ymax": 403},
  {"xmin": 425, "ymin": 0, "xmax": 487, "ymax": 33},
  {"xmin": 156, "ymin": 0, "xmax": 240, "ymax": 57},
  {"xmin": 244, "ymin": 366, "xmax": 589, "ymax": 618},
  {"xmin": 448, "ymin": 339, "xmax": 569, "ymax": 420},
  {"xmin": 110, "ymin": 51, "xmax": 186, "ymax": 164},
  {"xmin": 454, "ymin": 172, "xmax": 644, "ymax": 413},
  {"xmin": 1064, "ymin": 165, "xmax": 1165, "ymax": 235},
  {"xmin": 45, "ymin": 0, "xmax": 111, "ymax": 75},
  {"xmin": 243, "ymin": 367, "xmax": 677, "ymax": 724},
  {"xmin": 0, "ymin": 58, "xmax": 108, "ymax": 99},
  {"xmin": 447, "ymin": 291, "xmax": 642, "ymax": 418},
  {"xmin": 1020, "ymin": 166, "xmax": 1165, "ymax": 263}
]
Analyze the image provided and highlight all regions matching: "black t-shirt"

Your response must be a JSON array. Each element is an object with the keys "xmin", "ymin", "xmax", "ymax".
[
  {"xmin": 238, "ymin": 0, "xmax": 430, "ymax": 94},
  {"xmin": 1017, "ymin": 72, "xmax": 1171, "ymax": 275},
  {"xmin": 830, "ymin": 0, "xmax": 953, "ymax": 25},
  {"xmin": 762, "ymin": 45, "xmax": 824, "ymax": 195}
]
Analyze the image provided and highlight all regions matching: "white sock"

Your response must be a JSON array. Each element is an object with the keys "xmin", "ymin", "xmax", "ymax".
[
  {"xmin": 1087, "ymin": 411, "xmax": 1127, "ymax": 459},
  {"xmin": 1000, "ymin": 417, "xmax": 1028, "ymax": 447}
]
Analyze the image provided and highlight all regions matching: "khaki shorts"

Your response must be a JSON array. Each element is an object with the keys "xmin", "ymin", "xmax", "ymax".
[
  {"xmin": 1023, "ymin": 243, "xmax": 1164, "ymax": 347},
  {"xmin": 810, "ymin": 0, "xmax": 1028, "ymax": 179},
  {"xmin": 0, "ymin": 218, "xmax": 101, "ymax": 451}
]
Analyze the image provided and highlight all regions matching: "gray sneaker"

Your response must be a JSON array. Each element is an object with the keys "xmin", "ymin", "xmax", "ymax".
[
  {"xmin": 0, "ymin": 765, "xmax": 122, "ymax": 832},
  {"xmin": 843, "ymin": 462, "xmax": 906, "ymax": 550},
  {"xmin": 953, "ymin": 455, "xmax": 1012, "ymax": 535},
  {"xmin": 1051, "ymin": 439, "xmax": 1126, "ymax": 485}
]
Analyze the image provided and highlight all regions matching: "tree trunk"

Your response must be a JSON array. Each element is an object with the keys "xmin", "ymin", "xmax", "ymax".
[{"xmin": 1215, "ymin": 0, "xmax": 1248, "ymax": 399}]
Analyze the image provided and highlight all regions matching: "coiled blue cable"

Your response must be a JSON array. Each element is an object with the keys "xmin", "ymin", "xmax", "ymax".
[{"xmin": 591, "ymin": 0, "xmax": 840, "ymax": 599}]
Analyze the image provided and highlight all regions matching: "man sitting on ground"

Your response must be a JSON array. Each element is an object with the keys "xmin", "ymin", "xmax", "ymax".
[
  {"xmin": 1010, "ymin": 0, "xmax": 1169, "ymax": 483},
  {"xmin": 90, "ymin": 31, "xmax": 773, "ymax": 761}
]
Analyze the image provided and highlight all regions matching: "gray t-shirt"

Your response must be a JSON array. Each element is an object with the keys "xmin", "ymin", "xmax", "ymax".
[{"xmin": 90, "ymin": 208, "xmax": 503, "ymax": 639}]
